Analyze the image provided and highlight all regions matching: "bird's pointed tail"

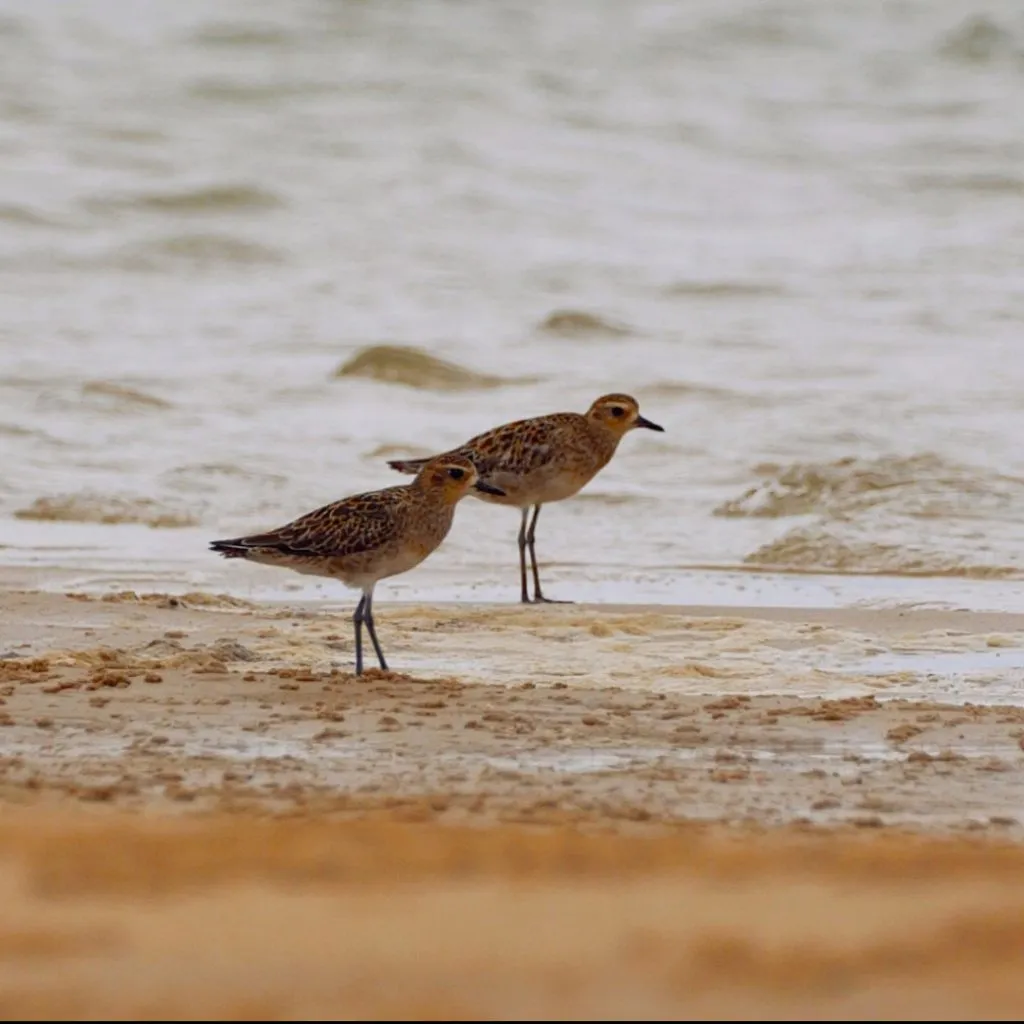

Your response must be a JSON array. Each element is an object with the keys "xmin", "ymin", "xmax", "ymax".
[
  {"xmin": 386, "ymin": 456, "xmax": 431, "ymax": 475},
  {"xmin": 209, "ymin": 539, "xmax": 253, "ymax": 559}
]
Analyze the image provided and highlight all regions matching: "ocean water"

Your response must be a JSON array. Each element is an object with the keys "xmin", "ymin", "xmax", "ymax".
[{"xmin": 3, "ymin": 0, "xmax": 1024, "ymax": 608}]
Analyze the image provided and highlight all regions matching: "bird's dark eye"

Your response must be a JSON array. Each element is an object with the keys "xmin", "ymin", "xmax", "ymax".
[
  {"xmin": 610, "ymin": 406, "xmax": 626, "ymax": 418},
  {"xmin": 448, "ymin": 467, "xmax": 465, "ymax": 480}
]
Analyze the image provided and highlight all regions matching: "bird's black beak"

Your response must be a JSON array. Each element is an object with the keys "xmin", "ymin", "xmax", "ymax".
[
  {"xmin": 635, "ymin": 415, "xmax": 664, "ymax": 432},
  {"xmin": 474, "ymin": 480, "xmax": 505, "ymax": 496}
]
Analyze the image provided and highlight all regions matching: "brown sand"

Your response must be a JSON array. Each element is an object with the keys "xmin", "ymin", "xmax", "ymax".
[{"xmin": 2, "ymin": 588, "xmax": 1024, "ymax": 1018}]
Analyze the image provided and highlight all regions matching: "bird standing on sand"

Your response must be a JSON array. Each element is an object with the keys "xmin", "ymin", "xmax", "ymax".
[
  {"xmin": 387, "ymin": 393, "xmax": 663, "ymax": 604},
  {"xmin": 209, "ymin": 455, "xmax": 504, "ymax": 675}
]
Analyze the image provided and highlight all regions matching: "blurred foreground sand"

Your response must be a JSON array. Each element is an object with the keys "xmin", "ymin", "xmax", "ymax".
[{"xmin": 2, "ymin": 588, "xmax": 1024, "ymax": 1018}]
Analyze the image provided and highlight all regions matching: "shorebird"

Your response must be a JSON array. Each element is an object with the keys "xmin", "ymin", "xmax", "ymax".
[
  {"xmin": 209, "ymin": 455, "xmax": 504, "ymax": 675},
  {"xmin": 386, "ymin": 393, "xmax": 663, "ymax": 603}
]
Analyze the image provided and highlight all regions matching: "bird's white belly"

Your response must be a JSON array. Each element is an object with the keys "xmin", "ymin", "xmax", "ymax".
[{"xmin": 475, "ymin": 467, "xmax": 591, "ymax": 508}]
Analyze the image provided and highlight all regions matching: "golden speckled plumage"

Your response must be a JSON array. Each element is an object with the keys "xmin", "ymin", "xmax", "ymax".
[
  {"xmin": 426, "ymin": 410, "xmax": 619, "ymax": 508},
  {"xmin": 214, "ymin": 482, "xmax": 451, "ymax": 590},
  {"xmin": 210, "ymin": 455, "xmax": 502, "ymax": 675},
  {"xmin": 387, "ymin": 394, "xmax": 664, "ymax": 603}
]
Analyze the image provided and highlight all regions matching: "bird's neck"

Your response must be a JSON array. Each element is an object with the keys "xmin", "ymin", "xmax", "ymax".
[
  {"xmin": 414, "ymin": 483, "xmax": 459, "ymax": 515},
  {"xmin": 585, "ymin": 420, "xmax": 625, "ymax": 463}
]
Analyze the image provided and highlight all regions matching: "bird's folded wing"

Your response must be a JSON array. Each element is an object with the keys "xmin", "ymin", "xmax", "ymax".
[
  {"xmin": 233, "ymin": 493, "xmax": 400, "ymax": 558},
  {"xmin": 457, "ymin": 417, "xmax": 568, "ymax": 478}
]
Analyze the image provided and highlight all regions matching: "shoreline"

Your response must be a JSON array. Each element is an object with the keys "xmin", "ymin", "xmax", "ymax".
[
  {"xmin": 3, "ymin": 586, "xmax": 1024, "ymax": 830},
  {"xmin": 14, "ymin": 581, "xmax": 1024, "ymax": 632},
  {"xmin": 8, "ymin": 521, "xmax": 1024, "ymax": 615}
]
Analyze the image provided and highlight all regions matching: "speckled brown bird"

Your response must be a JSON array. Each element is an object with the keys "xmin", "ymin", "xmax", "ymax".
[
  {"xmin": 210, "ymin": 455, "xmax": 504, "ymax": 675},
  {"xmin": 387, "ymin": 394, "xmax": 663, "ymax": 603}
]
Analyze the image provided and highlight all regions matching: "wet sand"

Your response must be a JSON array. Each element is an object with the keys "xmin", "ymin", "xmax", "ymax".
[{"xmin": 3, "ymin": 588, "xmax": 1024, "ymax": 1017}]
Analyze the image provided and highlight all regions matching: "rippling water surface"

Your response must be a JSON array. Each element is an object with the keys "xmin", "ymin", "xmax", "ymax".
[{"xmin": 3, "ymin": 0, "xmax": 1024, "ymax": 608}]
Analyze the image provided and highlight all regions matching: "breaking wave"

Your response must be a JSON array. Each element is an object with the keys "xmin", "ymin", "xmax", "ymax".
[
  {"xmin": 111, "ymin": 234, "xmax": 284, "ymax": 270},
  {"xmin": 81, "ymin": 381, "xmax": 172, "ymax": 411},
  {"xmin": 535, "ymin": 310, "xmax": 631, "ymax": 339},
  {"xmin": 333, "ymin": 345, "xmax": 536, "ymax": 391},
  {"xmin": 662, "ymin": 280, "xmax": 789, "ymax": 299},
  {"xmin": 938, "ymin": 15, "xmax": 1023, "ymax": 65},
  {"xmin": 743, "ymin": 526, "xmax": 1021, "ymax": 579},
  {"xmin": 14, "ymin": 494, "xmax": 200, "ymax": 529},
  {"xmin": 91, "ymin": 184, "xmax": 283, "ymax": 215},
  {"xmin": 718, "ymin": 455, "xmax": 1024, "ymax": 578},
  {"xmin": 715, "ymin": 454, "xmax": 1024, "ymax": 520}
]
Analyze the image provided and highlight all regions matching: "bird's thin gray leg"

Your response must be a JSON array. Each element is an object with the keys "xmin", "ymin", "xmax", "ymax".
[
  {"xmin": 517, "ymin": 507, "xmax": 530, "ymax": 604},
  {"xmin": 362, "ymin": 586, "xmax": 389, "ymax": 671},
  {"xmin": 527, "ymin": 504, "xmax": 572, "ymax": 604},
  {"xmin": 352, "ymin": 594, "xmax": 366, "ymax": 675}
]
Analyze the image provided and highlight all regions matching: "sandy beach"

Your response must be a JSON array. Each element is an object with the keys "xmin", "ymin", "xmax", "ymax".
[
  {"xmin": 4, "ymin": 2, "xmax": 1024, "ymax": 1017},
  {"xmin": 3, "ymin": 586, "xmax": 1024, "ymax": 1018}
]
